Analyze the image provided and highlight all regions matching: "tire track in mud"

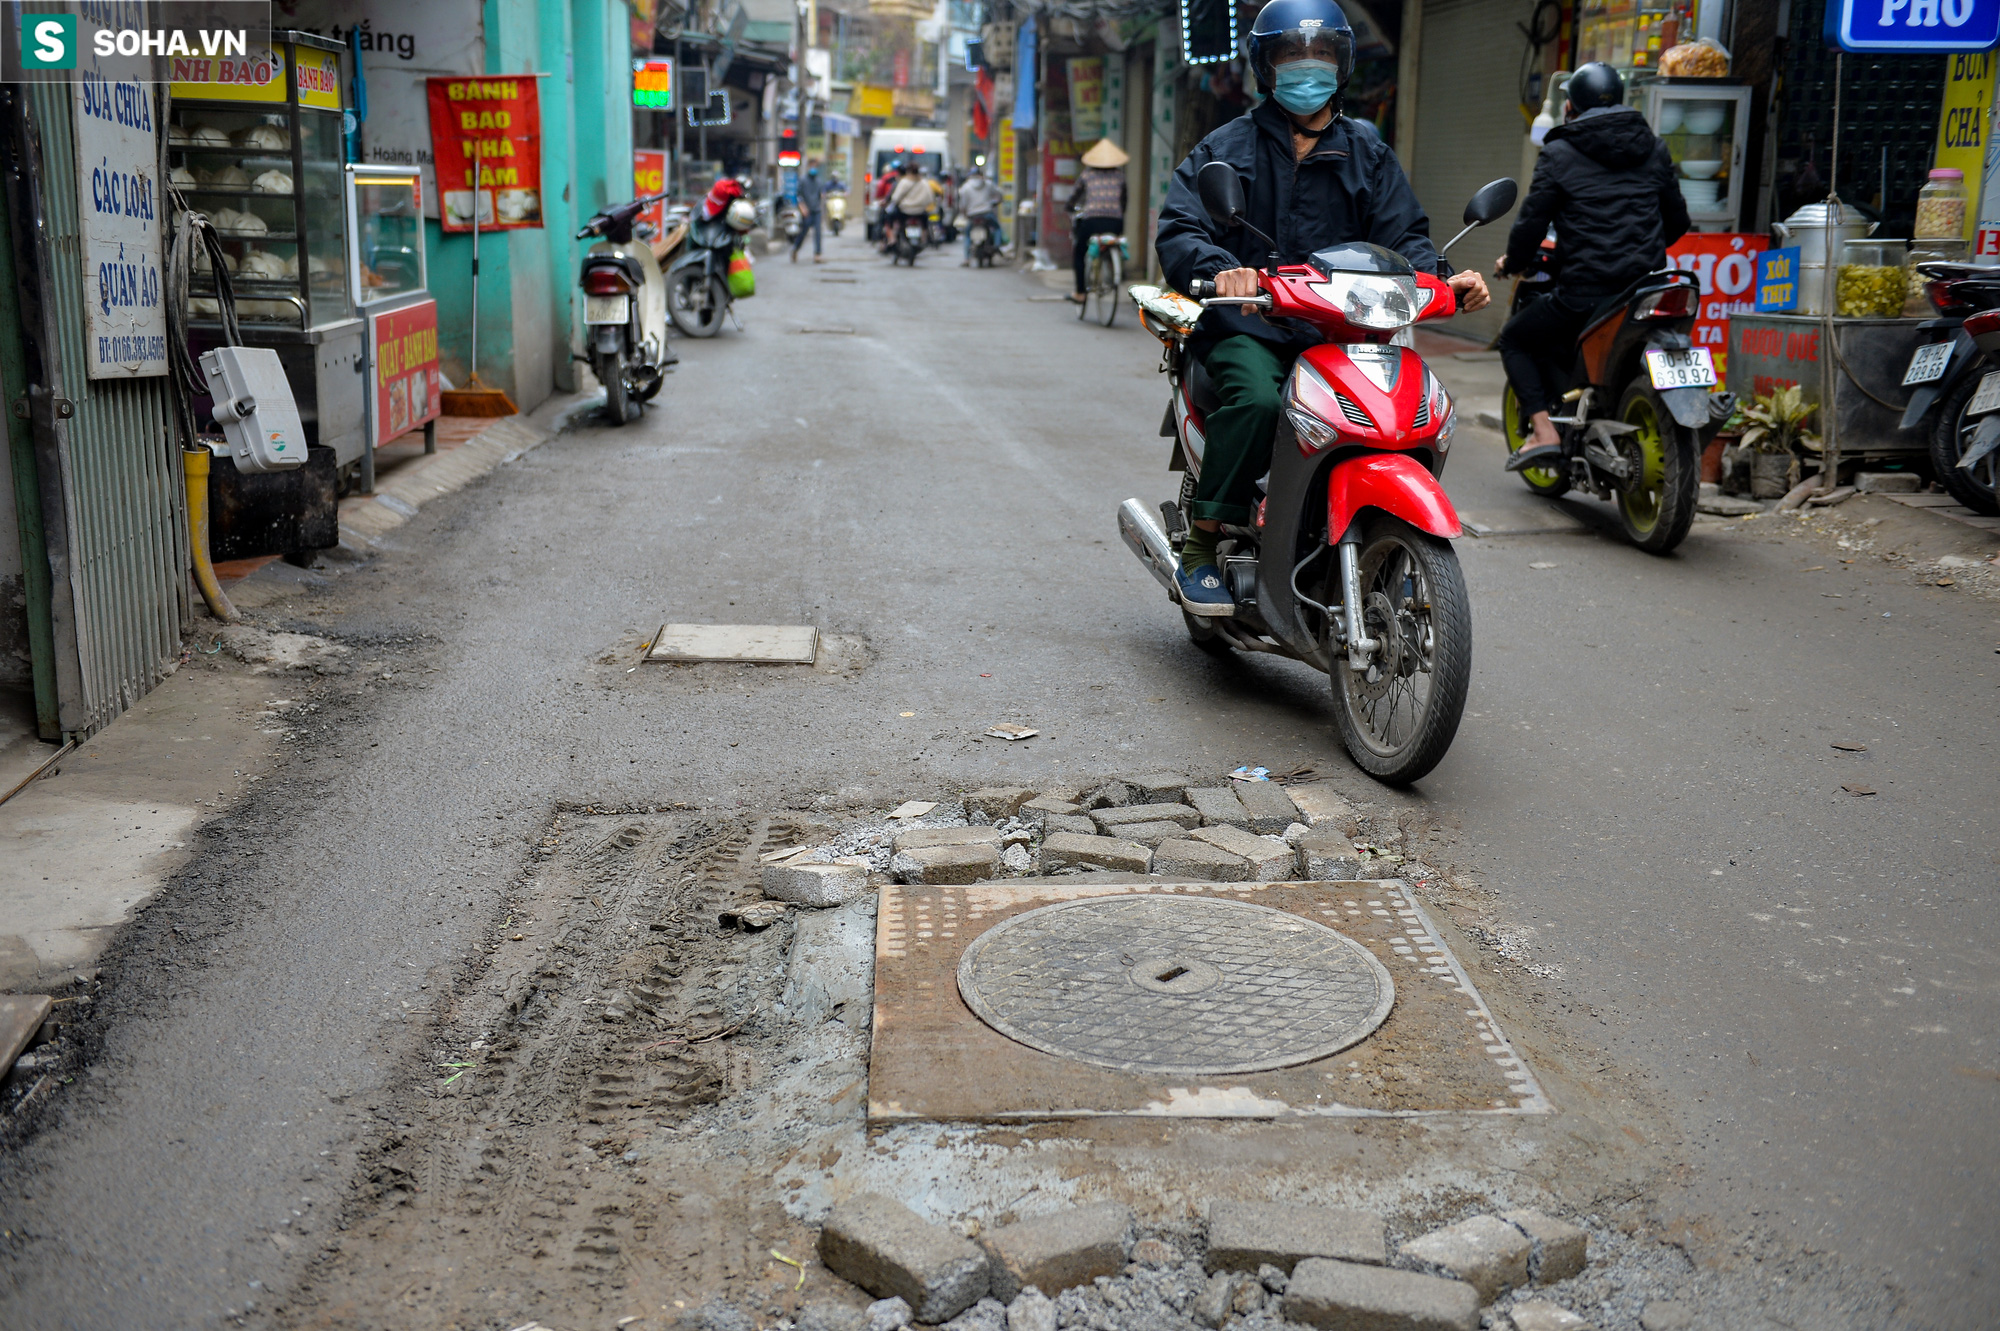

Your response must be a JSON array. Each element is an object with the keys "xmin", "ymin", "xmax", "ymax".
[{"xmin": 283, "ymin": 809, "xmax": 818, "ymax": 1328}]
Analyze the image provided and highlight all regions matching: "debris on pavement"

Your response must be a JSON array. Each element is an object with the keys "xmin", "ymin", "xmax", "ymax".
[
  {"xmin": 1830, "ymin": 741, "xmax": 1867, "ymax": 752},
  {"xmin": 719, "ymin": 900, "xmax": 789, "ymax": 931},
  {"xmin": 645, "ymin": 623, "xmax": 820, "ymax": 665},
  {"xmin": 886, "ymin": 801, "xmax": 937, "ymax": 820},
  {"xmin": 1227, "ymin": 765, "xmax": 1270, "ymax": 781},
  {"xmin": 1841, "ymin": 783, "xmax": 1877, "ymax": 796},
  {"xmin": 981, "ymin": 724, "xmax": 1038, "ymax": 741}
]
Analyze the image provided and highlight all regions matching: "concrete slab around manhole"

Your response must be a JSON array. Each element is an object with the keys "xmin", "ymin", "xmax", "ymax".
[
  {"xmin": 645, "ymin": 624, "xmax": 818, "ymax": 665},
  {"xmin": 0, "ymin": 994, "xmax": 52, "ymax": 1072},
  {"xmin": 870, "ymin": 878, "xmax": 1548, "ymax": 1122}
]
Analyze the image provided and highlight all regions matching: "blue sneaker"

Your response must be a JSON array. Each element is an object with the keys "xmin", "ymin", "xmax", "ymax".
[{"xmin": 1175, "ymin": 564, "xmax": 1235, "ymax": 617}]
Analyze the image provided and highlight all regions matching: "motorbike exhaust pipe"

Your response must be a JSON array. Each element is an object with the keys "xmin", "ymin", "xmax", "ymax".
[{"xmin": 1118, "ymin": 498, "xmax": 1179, "ymax": 595}]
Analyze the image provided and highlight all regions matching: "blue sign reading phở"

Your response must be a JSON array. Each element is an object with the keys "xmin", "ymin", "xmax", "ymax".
[
  {"xmin": 1825, "ymin": 0, "xmax": 2000, "ymax": 52},
  {"xmin": 1756, "ymin": 247, "xmax": 1801, "ymax": 313}
]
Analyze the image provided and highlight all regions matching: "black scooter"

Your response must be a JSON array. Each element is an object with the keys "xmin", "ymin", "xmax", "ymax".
[{"xmin": 1897, "ymin": 262, "xmax": 2000, "ymax": 515}]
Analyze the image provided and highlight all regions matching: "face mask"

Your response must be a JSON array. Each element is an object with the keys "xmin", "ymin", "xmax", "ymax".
[{"xmin": 1270, "ymin": 59, "xmax": 1343, "ymax": 117}]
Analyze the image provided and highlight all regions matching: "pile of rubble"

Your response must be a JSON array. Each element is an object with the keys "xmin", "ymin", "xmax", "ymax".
[
  {"xmin": 759, "ymin": 776, "xmax": 1406, "ymax": 909},
  {"xmin": 780, "ymin": 1193, "xmax": 1595, "ymax": 1331}
]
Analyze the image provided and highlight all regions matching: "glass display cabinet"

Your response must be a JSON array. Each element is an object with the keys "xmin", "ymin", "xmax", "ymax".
[
  {"xmin": 346, "ymin": 165, "xmax": 441, "ymax": 467},
  {"xmin": 169, "ymin": 32, "xmax": 367, "ymax": 476},
  {"xmin": 1641, "ymin": 81, "xmax": 1754, "ymax": 231}
]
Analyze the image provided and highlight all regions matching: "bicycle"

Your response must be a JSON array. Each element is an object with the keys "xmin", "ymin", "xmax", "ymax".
[{"xmin": 1080, "ymin": 233, "xmax": 1128, "ymax": 328}]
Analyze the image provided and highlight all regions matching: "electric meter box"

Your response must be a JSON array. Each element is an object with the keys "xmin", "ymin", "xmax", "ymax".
[{"xmin": 200, "ymin": 346, "xmax": 308, "ymax": 473}]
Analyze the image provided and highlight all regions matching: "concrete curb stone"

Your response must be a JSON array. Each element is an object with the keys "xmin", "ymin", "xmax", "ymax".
[
  {"xmin": 1039, "ymin": 833, "xmax": 1151, "ymax": 873},
  {"xmin": 1090, "ymin": 803, "xmax": 1201, "ymax": 832},
  {"xmin": 818, "ymin": 1193, "xmax": 991, "ymax": 1324},
  {"xmin": 1186, "ymin": 787, "xmax": 1250, "ymax": 827},
  {"xmin": 1401, "ymin": 1215, "xmax": 1531, "ymax": 1303},
  {"xmin": 1150, "ymin": 838, "xmax": 1250, "ymax": 881},
  {"xmin": 1205, "ymin": 1200, "xmax": 1387, "ymax": 1273},
  {"xmin": 1500, "ymin": 1210, "xmax": 1589, "ymax": 1285},
  {"xmin": 892, "ymin": 826, "xmax": 1003, "ymax": 854},
  {"xmin": 891, "ymin": 842, "xmax": 1002, "ymax": 885},
  {"xmin": 1232, "ymin": 781, "xmax": 1302, "ymax": 833},
  {"xmin": 1282, "ymin": 1257, "xmax": 1480, "ymax": 1331},
  {"xmin": 1099, "ymin": 820, "xmax": 1193, "ymax": 848},
  {"xmin": 763, "ymin": 861, "xmax": 871, "ymax": 907},
  {"xmin": 1187, "ymin": 825, "xmax": 1296, "ymax": 879},
  {"xmin": 1043, "ymin": 814, "xmax": 1098, "ymax": 838},
  {"xmin": 980, "ymin": 1202, "xmax": 1132, "ymax": 1303},
  {"xmin": 1287, "ymin": 783, "xmax": 1363, "ymax": 835},
  {"xmin": 1291, "ymin": 827, "xmax": 1367, "ymax": 880}
]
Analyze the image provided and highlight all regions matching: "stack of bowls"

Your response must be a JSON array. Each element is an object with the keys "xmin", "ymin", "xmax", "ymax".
[{"xmin": 1680, "ymin": 158, "xmax": 1723, "ymax": 211}]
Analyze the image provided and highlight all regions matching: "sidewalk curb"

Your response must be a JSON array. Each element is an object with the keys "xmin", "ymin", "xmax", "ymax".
[{"xmin": 336, "ymin": 415, "xmax": 552, "ymax": 553}]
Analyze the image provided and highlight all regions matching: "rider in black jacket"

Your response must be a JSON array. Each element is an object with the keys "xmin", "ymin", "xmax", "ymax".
[
  {"xmin": 1494, "ymin": 62, "xmax": 1689, "ymax": 463},
  {"xmin": 1155, "ymin": 0, "xmax": 1489, "ymax": 616}
]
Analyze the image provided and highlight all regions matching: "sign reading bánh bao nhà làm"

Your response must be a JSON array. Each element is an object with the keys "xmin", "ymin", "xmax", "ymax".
[
  {"xmin": 369, "ymin": 298, "xmax": 441, "ymax": 444},
  {"xmin": 426, "ymin": 75, "xmax": 544, "ymax": 232}
]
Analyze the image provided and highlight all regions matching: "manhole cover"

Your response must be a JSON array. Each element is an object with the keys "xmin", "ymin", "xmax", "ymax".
[{"xmin": 955, "ymin": 895, "xmax": 1394, "ymax": 1076}]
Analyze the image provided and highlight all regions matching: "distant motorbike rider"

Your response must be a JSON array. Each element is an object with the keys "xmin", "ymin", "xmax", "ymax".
[
  {"xmin": 1493, "ymin": 62, "xmax": 1688, "ymax": 465},
  {"xmin": 1155, "ymin": 0, "xmax": 1489, "ymax": 615},
  {"xmin": 883, "ymin": 161, "xmax": 933, "ymax": 252},
  {"xmin": 957, "ymin": 168, "xmax": 1004, "ymax": 265}
]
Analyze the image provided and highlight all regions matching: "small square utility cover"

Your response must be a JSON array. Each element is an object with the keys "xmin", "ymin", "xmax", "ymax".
[{"xmin": 646, "ymin": 624, "xmax": 818, "ymax": 665}]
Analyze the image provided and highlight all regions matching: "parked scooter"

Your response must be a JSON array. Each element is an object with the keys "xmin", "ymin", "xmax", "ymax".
[
  {"xmin": 1498, "ymin": 267, "xmax": 1734, "ymax": 553},
  {"xmin": 575, "ymin": 192, "xmax": 673, "ymax": 425},
  {"xmin": 668, "ymin": 195, "xmax": 756, "ymax": 338},
  {"xmin": 1897, "ymin": 261, "xmax": 2000, "ymax": 515},
  {"xmin": 966, "ymin": 212, "xmax": 1002, "ymax": 267},
  {"xmin": 1117, "ymin": 167, "xmax": 1517, "ymax": 785}
]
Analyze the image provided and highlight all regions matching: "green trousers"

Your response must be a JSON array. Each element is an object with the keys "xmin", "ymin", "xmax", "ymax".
[{"xmin": 1193, "ymin": 335, "xmax": 1296, "ymax": 526}]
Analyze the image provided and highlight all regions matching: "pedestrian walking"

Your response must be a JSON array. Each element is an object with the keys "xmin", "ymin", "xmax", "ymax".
[
  {"xmin": 792, "ymin": 161, "xmax": 826, "ymax": 263},
  {"xmin": 1070, "ymin": 139, "xmax": 1130, "ymax": 304}
]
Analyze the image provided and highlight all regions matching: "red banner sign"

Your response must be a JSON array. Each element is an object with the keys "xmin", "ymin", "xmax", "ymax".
[
  {"xmin": 635, "ymin": 149, "xmax": 667, "ymax": 235},
  {"xmin": 1665, "ymin": 232, "xmax": 1767, "ymax": 375},
  {"xmin": 426, "ymin": 76, "xmax": 545, "ymax": 233},
  {"xmin": 370, "ymin": 299, "xmax": 442, "ymax": 445}
]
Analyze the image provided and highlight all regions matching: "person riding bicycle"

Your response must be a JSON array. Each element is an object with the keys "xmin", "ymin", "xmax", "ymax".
[
  {"xmin": 1156, "ymin": 0, "xmax": 1489, "ymax": 616},
  {"xmin": 1070, "ymin": 139, "xmax": 1129, "ymax": 305},
  {"xmin": 957, "ymin": 167, "xmax": 1004, "ymax": 265},
  {"xmin": 1493, "ymin": 62, "xmax": 1688, "ymax": 470}
]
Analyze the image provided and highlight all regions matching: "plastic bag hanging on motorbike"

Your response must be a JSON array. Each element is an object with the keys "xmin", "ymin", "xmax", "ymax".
[{"xmin": 727, "ymin": 250, "xmax": 757, "ymax": 298}]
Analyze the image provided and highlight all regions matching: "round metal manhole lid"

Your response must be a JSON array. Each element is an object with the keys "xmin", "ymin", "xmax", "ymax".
[{"xmin": 956, "ymin": 895, "xmax": 1395, "ymax": 1076}]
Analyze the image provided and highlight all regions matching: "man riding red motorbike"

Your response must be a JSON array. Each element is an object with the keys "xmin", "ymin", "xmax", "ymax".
[{"xmin": 1155, "ymin": 0, "xmax": 1489, "ymax": 616}]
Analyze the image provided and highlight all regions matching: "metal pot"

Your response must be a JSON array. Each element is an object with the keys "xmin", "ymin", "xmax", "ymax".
[{"xmin": 1775, "ymin": 203, "xmax": 1877, "ymax": 316}]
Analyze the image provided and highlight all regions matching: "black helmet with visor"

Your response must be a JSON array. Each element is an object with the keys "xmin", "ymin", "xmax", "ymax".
[{"xmin": 1246, "ymin": 0, "xmax": 1356, "ymax": 91}]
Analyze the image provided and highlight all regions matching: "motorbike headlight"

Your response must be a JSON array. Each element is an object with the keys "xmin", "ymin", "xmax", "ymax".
[
  {"xmin": 1307, "ymin": 273, "xmax": 1421, "ymax": 331},
  {"xmin": 1286, "ymin": 407, "xmax": 1340, "ymax": 452}
]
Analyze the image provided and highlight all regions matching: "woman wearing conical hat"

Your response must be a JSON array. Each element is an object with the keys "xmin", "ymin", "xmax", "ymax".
[{"xmin": 1069, "ymin": 137, "xmax": 1129, "ymax": 304}]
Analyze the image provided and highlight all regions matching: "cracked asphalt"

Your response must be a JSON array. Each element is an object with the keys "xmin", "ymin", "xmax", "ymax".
[{"xmin": 0, "ymin": 227, "xmax": 1995, "ymax": 1329}]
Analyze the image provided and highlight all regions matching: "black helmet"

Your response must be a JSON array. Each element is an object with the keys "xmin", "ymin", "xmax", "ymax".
[
  {"xmin": 1246, "ymin": 0, "xmax": 1355, "ymax": 90},
  {"xmin": 1565, "ymin": 62, "xmax": 1624, "ymax": 114}
]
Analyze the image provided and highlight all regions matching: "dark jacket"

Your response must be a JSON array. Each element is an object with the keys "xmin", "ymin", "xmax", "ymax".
[
  {"xmin": 1157, "ymin": 99, "xmax": 1440, "ymax": 359},
  {"xmin": 1502, "ymin": 105, "xmax": 1689, "ymax": 299},
  {"xmin": 797, "ymin": 173, "xmax": 823, "ymax": 211}
]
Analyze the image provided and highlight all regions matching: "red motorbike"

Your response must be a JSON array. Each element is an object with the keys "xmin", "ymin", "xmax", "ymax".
[{"xmin": 1119, "ymin": 166, "xmax": 1516, "ymax": 784}]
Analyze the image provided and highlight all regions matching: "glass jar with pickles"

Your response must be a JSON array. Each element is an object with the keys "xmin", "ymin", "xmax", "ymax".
[{"xmin": 1837, "ymin": 238, "xmax": 1908, "ymax": 318}]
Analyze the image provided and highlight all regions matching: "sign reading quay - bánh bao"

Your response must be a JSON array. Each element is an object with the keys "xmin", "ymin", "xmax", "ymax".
[
  {"xmin": 74, "ymin": 2, "xmax": 165, "ymax": 379},
  {"xmin": 1824, "ymin": 0, "xmax": 2000, "ymax": 53},
  {"xmin": 426, "ymin": 75, "xmax": 544, "ymax": 232},
  {"xmin": 369, "ymin": 298, "xmax": 441, "ymax": 445}
]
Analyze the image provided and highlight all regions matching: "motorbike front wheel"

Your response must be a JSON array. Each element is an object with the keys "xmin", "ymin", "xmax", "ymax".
[
  {"xmin": 669, "ymin": 271, "xmax": 729, "ymax": 338},
  {"xmin": 829, "ymin": 219, "xmax": 843, "ymax": 235},
  {"xmin": 1930, "ymin": 366, "xmax": 2000, "ymax": 515},
  {"xmin": 1330, "ymin": 517, "xmax": 1472, "ymax": 785},
  {"xmin": 1501, "ymin": 383, "xmax": 1571, "ymax": 497},
  {"xmin": 1614, "ymin": 380, "xmax": 1700, "ymax": 553}
]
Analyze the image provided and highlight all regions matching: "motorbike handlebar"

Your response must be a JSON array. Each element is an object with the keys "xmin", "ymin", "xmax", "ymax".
[
  {"xmin": 1187, "ymin": 278, "xmax": 1271, "ymax": 308},
  {"xmin": 575, "ymin": 193, "xmax": 674, "ymax": 239}
]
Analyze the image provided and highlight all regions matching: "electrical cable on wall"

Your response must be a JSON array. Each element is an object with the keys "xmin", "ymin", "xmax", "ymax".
[
  {"xmin": 1518, "ymin": 0, "xmax": 1562, "ymax": 119},
  {"xmin": 163, "ymin": 191, "xmax": 240, "ymax": 447}
]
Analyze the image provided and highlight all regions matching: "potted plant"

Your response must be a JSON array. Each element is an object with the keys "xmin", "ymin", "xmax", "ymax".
[{"xmin": 1737, "ymin": 385, "xmax": 1821, "ymax": 499}]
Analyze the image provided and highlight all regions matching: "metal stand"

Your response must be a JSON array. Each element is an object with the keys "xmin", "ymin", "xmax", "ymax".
[
  {"xmin": 1819, "ymin": 53, "xmax": 1844, "ymax": 489},
  {"xmin": 423, "ymin": 418, "xmax": 436, "ymax": 455}
]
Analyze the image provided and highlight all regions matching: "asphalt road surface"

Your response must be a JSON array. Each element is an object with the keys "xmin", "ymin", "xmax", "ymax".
[{"xmin": 1, "ymin": 228, "xmax": 1994, "ymax": 1329}]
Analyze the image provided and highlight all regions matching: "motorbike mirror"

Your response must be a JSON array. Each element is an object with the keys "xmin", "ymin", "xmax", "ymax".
[
  {"xmin": 1196, "ymin": 161, "xmax": 1246, "ymax": 228},
  {"xmin": 1463, "ymin": 178, "xmax": 1519, "ymax": 226}
]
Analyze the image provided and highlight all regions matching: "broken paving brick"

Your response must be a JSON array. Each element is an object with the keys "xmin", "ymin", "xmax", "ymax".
[
  {"xmin": 891, "ymin": 842, "xmax": 1002, "ymax": 886},
  {"xmin": 1120, "ymin": 773, "xmax": 1190, "ymax": 803},
  {"xmin": 1400, "ymin": 1215, "xmax": 1531, "ymax": 1303},
  {"xmin": 1232, "ymin": 780, "xmax": 1302, "ymax": 834},
  {"xmin": 1205, "ymin": 1201, "xmax": 1387, "ymax": 1273},
  {"xmin": 1508, "ymin": 1302, "xmax": 1593, "ymax": 1331},
  {"xmin": 964, "ymin": 787, "xmax": 1038, "ymax": 822},
  {"xmin": 1098, "ymin": 820, "xmax": 1192, "ymax": 849},
  {"xmin": 1282, "ymin": 1259, "xmax": 1479, "ymax": 1331},
  {"xmin": 1038, "ymin": 832, "xmax": 1151, "ymax": 874},
  {"xmin": 892, "ymin": 825, "xmax": 1002, "ymax": 855},
  {"xmin": 762, "ymin": 860, "xmax": 871, "ymax": 908},
  {"xmin": 719, "ymin": 900, "xmax": 789, "ymax": 930},
  {"xmin": 1149, "ymin": 838, "xmax": 1251, "ymax": 882},
  {"xmin": 1185, "ymin": 786, "xmax": 1251, "ymax": 828},
  {"xmin": 1188, "ymin": 825, "xmax": 1295, "ymax": 880},
  {"xmin": 980, "ymin": 1202, "xmax": 1131, "ymax": 1302},
  {"xmin": 1286, "ymin": 783, "xmax": 1362, "ymax": 835},
  {"xmin": 1500, "ymin": 1210, "xmax": 1589, "ymax": 1285}
]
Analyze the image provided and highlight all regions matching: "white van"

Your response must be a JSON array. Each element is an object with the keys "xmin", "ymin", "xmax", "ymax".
[{"xmin": 866, "ymin": 128, "xmax": 952, "ymax": 183}]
